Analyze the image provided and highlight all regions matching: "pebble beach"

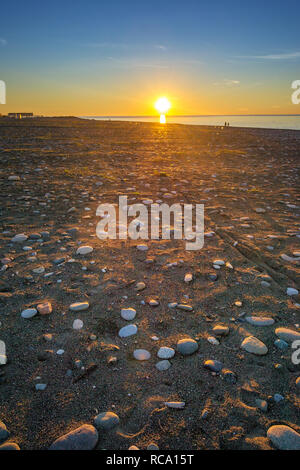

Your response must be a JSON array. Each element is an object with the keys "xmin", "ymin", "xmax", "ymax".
[{"xmin": 0, "ymin": 117, "xmax": 299, "ymax": 450}]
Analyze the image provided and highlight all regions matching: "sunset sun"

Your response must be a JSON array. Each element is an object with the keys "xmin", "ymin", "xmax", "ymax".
[{"xmin": 154, "ymin": 97, "xmax": 171, "ymax": 114}]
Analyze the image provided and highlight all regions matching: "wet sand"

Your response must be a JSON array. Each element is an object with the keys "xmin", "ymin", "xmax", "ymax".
[{"xmin": 0, "ymin": 117, "xmax": 299, "ymax": 450}]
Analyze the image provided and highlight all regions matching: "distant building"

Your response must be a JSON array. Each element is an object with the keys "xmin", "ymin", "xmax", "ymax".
[{"xmin": 7, "ymin": 112, "xmax": 34, "ymax": 119}]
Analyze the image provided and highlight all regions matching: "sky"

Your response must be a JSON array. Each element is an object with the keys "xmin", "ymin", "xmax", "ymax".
[{"xmin": 1, "ymin": 0, "xmax": 300, "ymax": 115}]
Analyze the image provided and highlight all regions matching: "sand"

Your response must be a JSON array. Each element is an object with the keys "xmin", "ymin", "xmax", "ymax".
[{"xmin": 0, "ymin": 117, "xmax": 299, "ymax": 450}]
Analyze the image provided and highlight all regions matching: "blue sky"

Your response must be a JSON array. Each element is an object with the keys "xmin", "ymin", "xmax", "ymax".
[{"xmin": 1, "ymin": 0, "xmax": 300, "ymax": 114}]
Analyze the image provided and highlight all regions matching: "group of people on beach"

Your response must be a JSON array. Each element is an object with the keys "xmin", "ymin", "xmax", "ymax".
[{"xmin": 224, "ymin": 121, "xmax": 230, "ymax": 127}]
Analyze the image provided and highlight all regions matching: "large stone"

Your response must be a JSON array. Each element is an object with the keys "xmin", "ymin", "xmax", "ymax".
[
  {"xmin": 49, "ymin": 424, "xmax": 98, "ymax": 450},
  {"xmin": 0, "ymin": 421, "xmax": 10, "ymax": 444},
  {"xmin": 241, "ymin": 336, "xmax": 268, "ymax": 355},
  {"xmin": 267, "ymin": 425, "xmax": 300, "ymax": 450},
  {"xmin": 275, "ymin": 327, "xmax": 300, "ymax": 343},
  {"xmin": 37, "ymin": 302, "xmax": 52, "ymax": 315},
  {"xmin": 0, "ymin": 442, "xmax": 20, "ymax": 450},
  {"xmin": 212, "ymin": 324, "xmax": 229, "ymax": 336},
  {"xmin": 177, "ymin": 338, "xmax": 198, "ymax": 355},
  {"xmin": 94, "ymin": 411, "xmax": 119, "ymax": 430},
  {"xmin": 156, "ymin": 360, "xmax": 171, "ymax": 371},
  {"xmin": 11, "ymin": 234, "xmax": 28, "ymax": 243},
  {"xmin": 203, "ymin": 359, "xmax": 223, "ymax": 372}
]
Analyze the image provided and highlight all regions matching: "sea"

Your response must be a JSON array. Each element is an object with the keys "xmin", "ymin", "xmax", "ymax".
[{"xmin": 81, "ymin": 115, "xmax": 300, "ymax": 130}]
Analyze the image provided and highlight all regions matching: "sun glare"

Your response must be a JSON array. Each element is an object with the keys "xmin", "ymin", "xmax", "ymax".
[{"xmin": 155, "ymin": 97, "xmax": 171, "ymax": 114}]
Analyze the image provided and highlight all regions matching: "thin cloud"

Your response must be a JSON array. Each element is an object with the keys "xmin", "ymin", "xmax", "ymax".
[
  {"xmin": 235, "ymin": 51, "xmax": 300, "ymax": 60},
  {"xmin": 107, "ymin": 57, "xmax": 169, "ymax": 69},
  {"xmin": 0, "ymin": 38, "xmax": 7, "ymax": 46},
  {"xmin": 213, "ymin": 79, "xmax": 240, "ymax": 86}
]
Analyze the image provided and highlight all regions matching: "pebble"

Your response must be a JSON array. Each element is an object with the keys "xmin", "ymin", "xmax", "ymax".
[
  {"xmin": 213, "ymin": 259, "xmax": 225, "ymax": 266},
  {"xmin": 118, "ymin": 324, "xmax": 138, "ymax": 338},
  {"xmin": 267, "ymin": 425, "xmax": 300, "ymax": 450},
  {"xmin": 136, "ymin": 244, "xmax": 148, "ymax": 251},
  {"xmin": 209, "ymin": 273, "xmax": 218, "ymax": 281},
  {"xmin": 129, "ymin": 445, "xmax": 139, "ymax": 450},
  {"xmin": 76, "ymin": 245, "xmax": 93, "ymax": 255},
  {"xmin": 177, "ymin": 304, "xmax": 193, "ymax": 311},
  {"xmin": 33, "ymin": 267, "xmax": 45, "ymax": 274},
  {"xmin": 177, "ymin": 338, "xmax": 198, "ymax": 355},
  {"xmin": 274, "ymin": 393, "xmax": 284, "ymax": 403},
  {"xmin": 147, "ymin": 443, "xmax": 159, "ymax": 450},
  {"xmin": 221, "ymin": 369, "xmax": 237, "ymax": 384},
  {"xmin": 73, "ymin": 319, "xmax": 84, "ymax": 330},
  {"xmin": 203, "ymin": 359, "xmax": 223, "ymax": 372},
  {"xmin": 50, "ymin": 424, "xmax": 98, "ymax": 450},
  {"xmin": 135, "ymin": 282, "xmax": 146, "ymax": 291},
  {"xmin": 148, "ymin": 299, "xmax": 159, "ymax": 306},
  {"xmin": 275, "ymin": 327, "xmax": 300, "ymax": 343},
  {"xmin": 133, "ymin": 349, "xmax": 151, "ymax": 360},
  {"xmin": 274, "ymin": 339, "xmax": 289, "ymax": 350},
  {"xmin": 94, "ymin": 411, "xmax": 120, "ymax": 430},
  {"xmin": 164, "ymin": 401, "xmax": 185, "ymax": 409},
  {"xmin": 11, "ymin": 234, "xmax": 28, "ymax": 243},
  {"xmin": 255, "ymin": 398, "xmax": 268, "ymax": 411},
  {"xmin": 287, "ymin": 287, "xmax": 299, "ymax": 296},
  {"xmin": 240, "ymin": 336, "xmax": 268, "ymax": 355},
  {"xmin": 21, "ymin": 308, "xmax": 38, "ymax": 319},
  {"xmin": 0, "ymin": 341, "xmax": 7, "ymax": 365},
  {"xmin": 184, "ymin": 273, "xmax": 193, "ymax": 283},
  {"xmin": 156, "ymin": 360, "xmax": 171, "ymax": 371},
  {"xmin": 121, "ymin": 308, "xmax": 136, "ymax": 321},
  {"xmin": 69, "ymin": 302, "xmax": 89, "ymax": 311},
  {"xmin": 37, "ymin": 302, "xmax": 52, "ymax": 315},
  {"xmin": 245, "ymin": 316, "xmax": 275, "ymax": 326},
  {"xmin": 212, "ymin": 325, "xmax": 229, "ymax": 336},
  {"xmin": 207, "ymin": 336, "xmax": 219, "ymax": 345},
  {"xmin": 35, "ymin": 383, "xmax": 47, "ymax": 391},
  {"xmin": 157, "ymin": 347, "xmax": 175, "ymax": 359},
  {"xmin": 296, "ymin": 377, "xmax": 300, "ymax": 389}
]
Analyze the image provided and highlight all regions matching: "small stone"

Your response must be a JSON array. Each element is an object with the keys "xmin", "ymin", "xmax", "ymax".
[
  {"xmin": 156, "ymin": 360, "xmax": 171, "ymax": 371},
  {"xmin": 212, "ymin": 324, "xmax": 229, "ymax": 336},
  {"xmin": 50, "ymin": 424, "xmax": 98, "ymax": 450},
  {"xmin": 177, "ymin": 304, "xmax": 193, "ymax": 311},
  {"xmin": 37, "ymin": 302, "xmax": 52, "ymax": 315},
  {"xmin": 121, "ymin": 308, "xmax": 136, "ymax": 321},
  {"xmin": 35, "ymin": 383, "xmax": 47, "ymax": 391},
  {"xmin": 8, "ymin": 175, "xmax": 20, "ymax": 181},
  {"xmin": 136, "ymin": 244, "xmax": 148, "ymax": 251},
  {"xmin": 274, "ymin": 339, "xmax": 289, "ymax": 350},
  {"xmin": 33, "ymin": 267, "xmax": 45, "ymax": 274},
  {"xmin": 129, "ymin": 445, "xmax": 139, "ymax": 450},
  {"xmin": 164, "ymin": 401, "xmax": 185, "ymax": 409},
  {"xmin": 296, "ymin": 377, "xmax": 300, "ymax": 389},
  {"xmin": 118, "ymin": 324, "xmax": 138, "ymax": 338},
  {"xmin": 0, "ymin": 341, "xmax": 7, "ymax": 365},
  {"xmin": 274, "ymin": 393, "xmax": 284, "ymax": 403},
  {"xmin": 157, "ymin": 347, "xmax": 175, "ymax": 359},
  {"xmin": 241, "ymin": 336, "xmax": 268, "ymax": 355},
  {"xmin": 221, "ymin": 369, "xmax": 237, "ymax": 384},
  {"xmin": 208, "ymin": 273, "xmax": 218, "ymax": 281},
  {"xmin": 76, "ymin": 245, "xmax": 93, "ymax": 255},
  {"xmin": 11, "ymin": 234, "xmax": 28, "ymax": 243},
  {"xmin": 234, "ymin": 300, "xmax": 242, "ymax": 307},
  {"xmin": 147, "ymin": 443, "xmax": 159, "ymax": 450},
  {"xmin": 213, "ymin": 259, "xmax": 225, "ymax": 266},
  {"xmin": 255, "ymin": 398, "xmax": 268, "ymax": 411},
  {"xmin": 245, "ymin": 316, "xmax": 275, "ymax": 326},
  {"xmin": 207, "ymin": 336, "xmax": 219, "ymax": 345},
  {"xmin": 73, "ymin": 319, "xmax": 83, "ymax": 330},
  {"xmin": 275, "ymin": 327, "xmax": 300, "ymax": 343},
  {"xmin": 287, "ymin": 287, "xmax": 298, "ymax": 296},
  {"xmin": 184, "ymin": 273, "xmax": 193, "ymax": 283},
  {"xmin": 267, "ymin": 425, "xmax": 300, "ymax": 450},
  {"xmin": 203, "ymin": 359, "xmax": 223, "ymax": 372},
  {"xmin": 148, "ymin": 299, "xmax": 159, "ymax": 306},
  {"xmin": 135, "ymin": 282, "xmax": 146, "ymax": 291},
  {"xmin": 69, "ymin": 302, "xmax": 89, "ymax": 311},
  {"xmin": 177, "ymin": 338, "xmax": 198, "ymax": 355},
  {"xmin": 94, "ymin": 411, "xmax": 119, "ymax": 430},
  {"xmin": 133, "ymin": 349, "xmax": 151, "ymax": 360},
  {"xmin": 21, "ymin": 308, "xmax": 38, "ymax": 319}
]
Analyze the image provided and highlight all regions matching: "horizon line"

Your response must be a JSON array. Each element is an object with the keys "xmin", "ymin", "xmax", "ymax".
[{"xmin": 79, "ymin": 114, "xmax": 300, "ymax": 118}]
